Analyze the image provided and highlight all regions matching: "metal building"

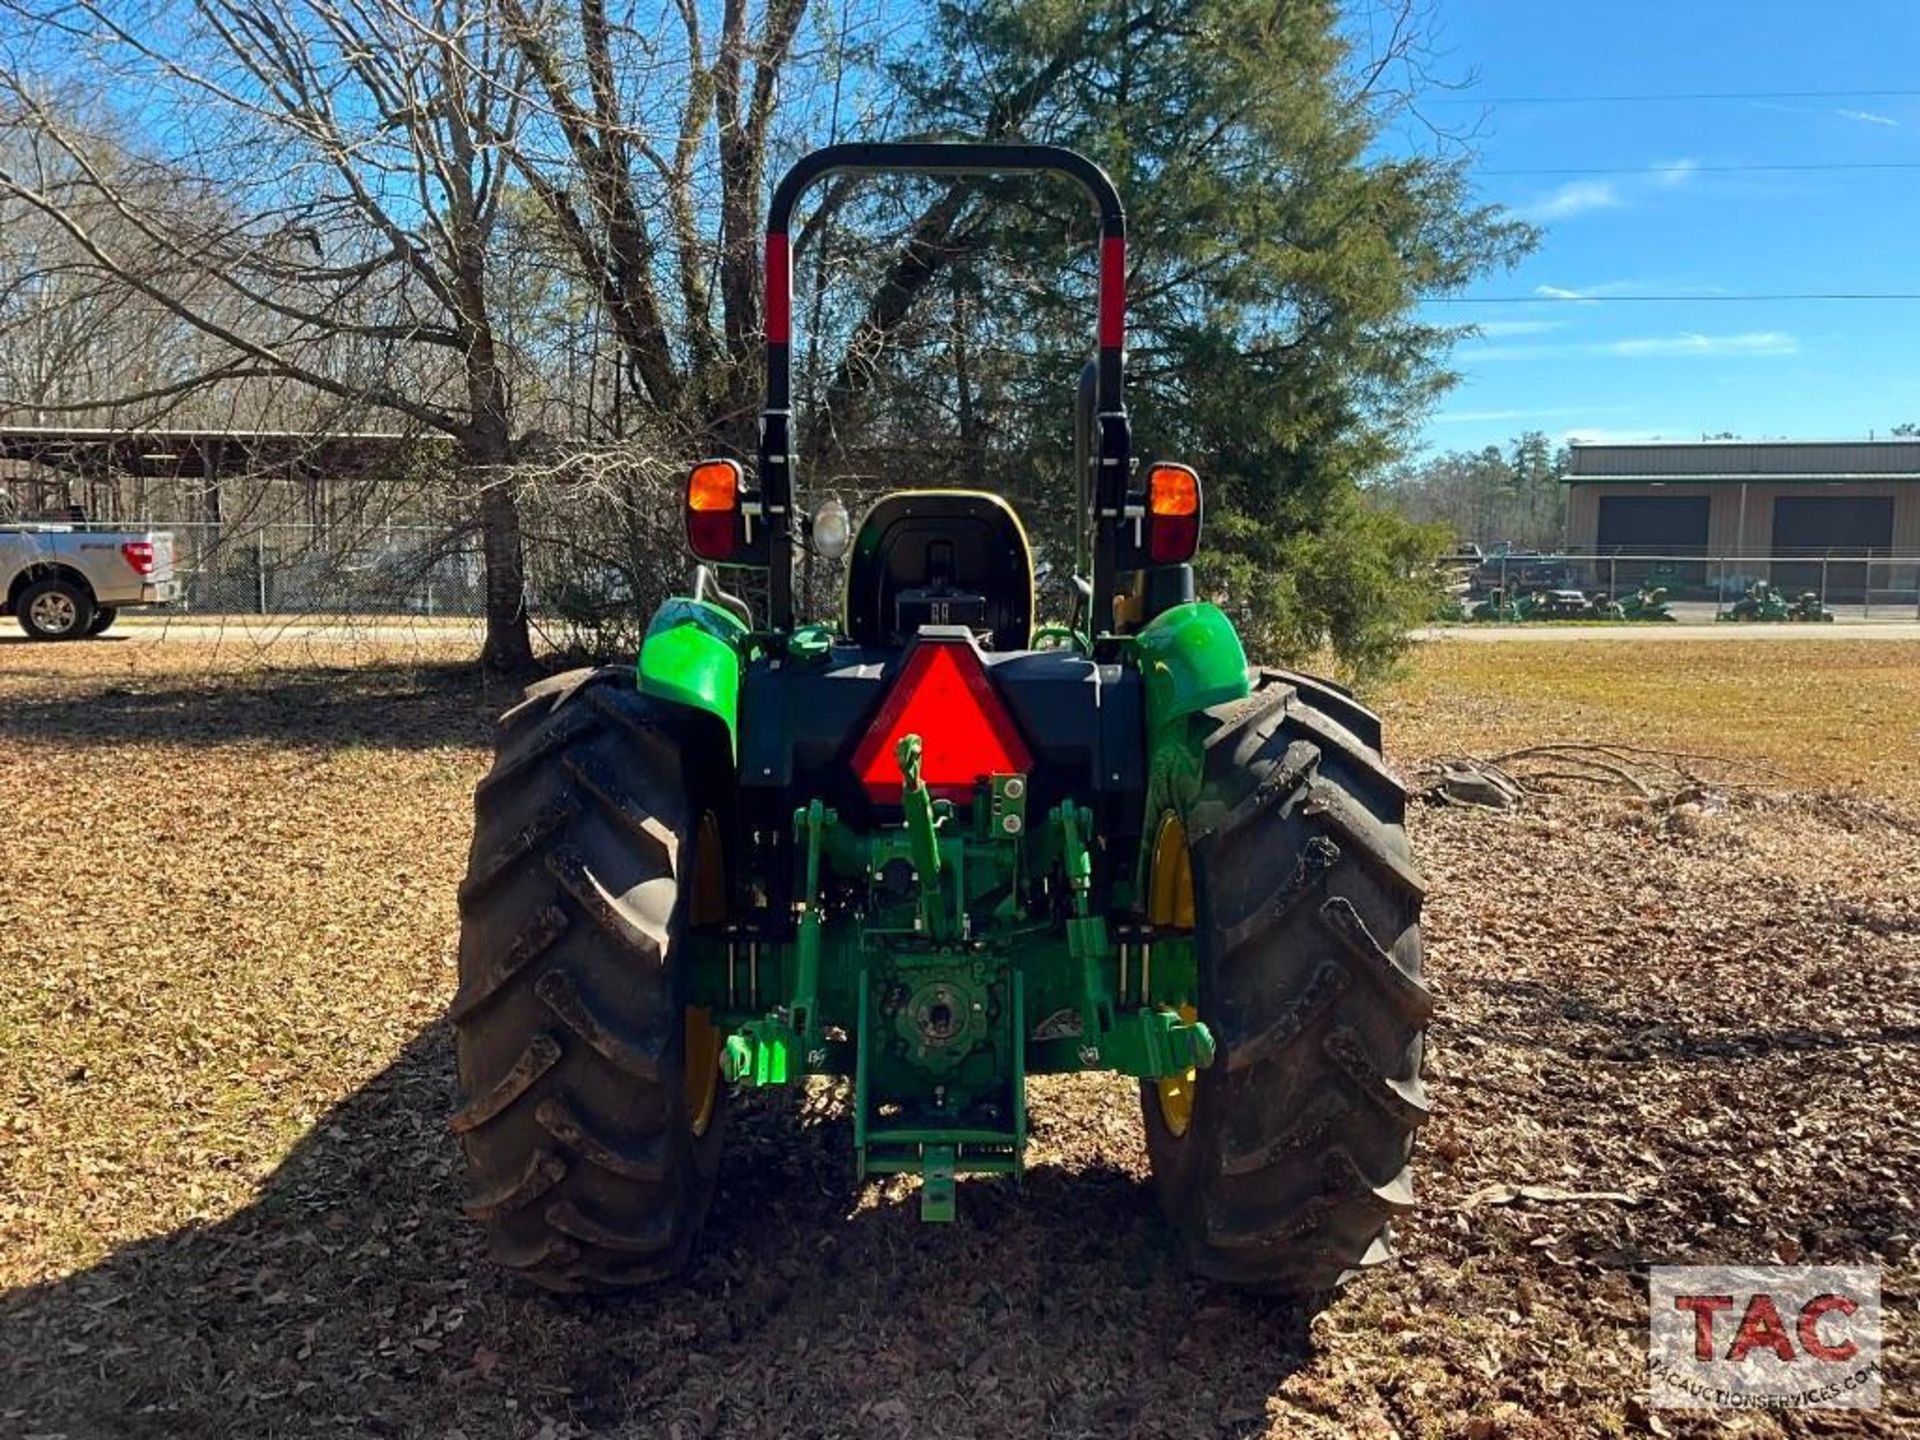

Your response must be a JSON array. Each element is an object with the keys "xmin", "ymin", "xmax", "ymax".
[{"xmin": 1562, "ymin": 439, "xmax": 1920, "ymax": 600}]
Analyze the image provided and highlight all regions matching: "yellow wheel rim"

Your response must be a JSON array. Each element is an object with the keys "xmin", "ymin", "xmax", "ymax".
[
  {"xmin": 684, "ymin": 812, "xmax": 726, "ymax": 1137},
  {"xmin": 1147, "ymin": 813, "xmax": 1199, "ymax": 1138},
  {"xmin": 685, "ymin": 1007, "xmax": 722, "ymax": 1137},
  {"xmin": 1147, "ymin": 811, "xmax": 1195, "ymax": 929}
]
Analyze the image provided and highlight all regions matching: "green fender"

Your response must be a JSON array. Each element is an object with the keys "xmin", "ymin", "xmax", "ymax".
[
  {"xmin": 636, "ymin": 597, "xmax": 750, "ymax": 755},
  {"xmin": 1134, "ymin": 601, "xmax": 1251, "ymax": 734}
]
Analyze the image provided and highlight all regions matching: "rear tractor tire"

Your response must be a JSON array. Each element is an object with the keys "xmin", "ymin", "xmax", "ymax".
[
  {"xmin": 1143, "ymin": 670, "xmax": 1431, "ymax": 1297},
  {"xmin": 451, "ymin": 666, "xmax": 731, "ymax": 1291}
]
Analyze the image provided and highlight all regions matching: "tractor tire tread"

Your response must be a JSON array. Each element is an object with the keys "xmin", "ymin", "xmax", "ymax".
[
  {"xmin": 489, "ymin": 1232, "xmax": 580, "ymax": 1274},
  {"xmin": 1300, "ymin": 781, "xmax": 1427, "ymax": 901},
  {"xmin": 474, "ymin": 706, "xmax": 596, "ymax": 804},
  {"xmin": 449, "ymin": 1033, "xmax": 561, "ymax": 1134},
  {"xmin": 1219, "ymin": 1091, "xmax": 1352, "ymax": 1177},
  {"xmin": 457, "ymin": 797, "xmax": 581, "ymax": 909},
  {"xmin": 541, "ymin": 845, "xmax": 667, "ymax": 961},
  {"xmin": 1145, "ymin": 674, "xmax": 1430, "ymax": 1298},
  {"xmin": 1318, "ymin": 895, "xmax": 1435, "ymax": 1023},
  {"xmin": 561, "ymin": 751, "xmax": 681, "ymax": 866},
  {"xmin": 533, "ymin": 967, "xmax": 667, "ymax": 1082},
  {"xmin": 1257, "ymin": 666, "xmax": 1385, "ymax": 752},
  {"xmin": 462, "ymin": 1147, "xmax": 567, "ymax": 1221},
  {"xmin": 1194, "ymin": 739, "xmax": 1320, "ymax": 853},
  {"xmin": 545, "ymin": 1198, "xmax": 676, "ymax": 1255},
  {"xmin": 535, "ymin": 1096, "xmax": 669, "ymax": 1182},
  {"xmin": 446, "ymin": 904, "xmax": 569, "ymax": 1023},
  {"xmin": 451, "ymin": 667, "xmax": 724, "ymax": 1292},
  {"xmin": 1220, "ymin": 959, "xmax": 1349, "ymax": 1073}
]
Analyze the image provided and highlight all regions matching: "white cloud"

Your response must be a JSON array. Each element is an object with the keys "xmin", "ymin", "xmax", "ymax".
[
  {"xmin": 1603, "ymin": 330, "xmax": 1798, "ymax": 358},
  {"xmin": 1530, "ymin": 279, "xmax": 1727, "ymax": 303},
  {"xmin": 1533, "ymin": 279, "xmax": 1657, "ymax": 302},
  {"xmin": 1755, "ymin": 100, "xmax": 1901, "ymax": 127},
  {"xmin": 1519, "ymin": 180, "xmax": 1624, "ymax": 221},
  {"xmin": 1512, "ymin": 160, "xmax": 1702, "ymax": 226},
  {"xmin": 1468, "ymin": 330, "xmax": 1799, "ymax": 363}
]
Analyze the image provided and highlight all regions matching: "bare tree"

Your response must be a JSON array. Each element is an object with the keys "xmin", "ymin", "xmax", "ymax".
[
  {"xmin": 493, "ymin": 0, "xmax": 916, "ymax": 455},
  {"xmin": 0, "ymin": 0, "xmax": 539, "ymax": 667}
]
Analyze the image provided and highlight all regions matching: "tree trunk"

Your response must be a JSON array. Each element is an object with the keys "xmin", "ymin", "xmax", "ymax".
[
  {"xmin": 451, "ymin": 209, "xmax": 534, "ymax": 674},
  {"xmin": 476, "ymin": 456, "xmax": 532, "ymax": 673},
  {"xmin": 465, "ymin": 354, "xmax": 531, "ymax": 673}
]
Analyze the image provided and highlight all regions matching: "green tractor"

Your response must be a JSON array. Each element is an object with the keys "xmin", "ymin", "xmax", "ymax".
[{"xmin": 450, "ymin": 143, "xmax": 1430, "ymax": 1297}]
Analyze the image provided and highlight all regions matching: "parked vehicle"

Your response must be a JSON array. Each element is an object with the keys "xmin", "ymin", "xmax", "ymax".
[
  {"xmin": 1530, "ymin": 588, "xmax": 1595, "ymax": 620},
  {"xmin": 1473, "ymin": 582, "xmax": 1672, "ymax": 623},
  {"xmin": 1618, "ymin": 583, "xmax": 1675, "ymax": 622},
  {"xmin": 1471, "ymin": 585, "xmax": 1525, "ymax": 621},
  {"xmin": 1721, "ymin": 581, "xmax": 1834, "ymax": 623},
  {"xmin": 0, "ymin": 516, "xmax": 180, "ymax": 639}
]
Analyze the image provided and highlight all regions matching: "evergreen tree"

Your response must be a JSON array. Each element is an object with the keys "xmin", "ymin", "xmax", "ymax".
[{"xmin": 839, "ymin": 0, "xmax": 1536, "ymax": 679}]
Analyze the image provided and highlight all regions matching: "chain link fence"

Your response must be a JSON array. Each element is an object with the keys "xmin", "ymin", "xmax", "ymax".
[
  {"xmin": 1461, "ymin": 549, "xmax": 1920, "ymax": 619},
  {"xmin": 63, "ymin": 518, "xmax": 1920, "ymax": 629},
  {"xmin": 159, "ymin": 522, "xmax": 487, "ymax": 617},
  {"xmin": 121, "ymin": 485, "xmax": 697, "ymax": 652}
]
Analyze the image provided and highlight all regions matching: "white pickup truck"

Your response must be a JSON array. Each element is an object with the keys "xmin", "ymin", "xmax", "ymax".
[{"xmin": 0, "ymin": 522, "xmax": 181, "ymax": 639}]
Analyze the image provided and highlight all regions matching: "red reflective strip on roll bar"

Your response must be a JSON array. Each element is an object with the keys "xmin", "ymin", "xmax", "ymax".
[
  {"xmin": 765, "ymin": 233, "xmax": 792, "ymax": 344},
  {"xmin": 1098, "ymin": 233, "xmax": 1125, "ymax": 349}
]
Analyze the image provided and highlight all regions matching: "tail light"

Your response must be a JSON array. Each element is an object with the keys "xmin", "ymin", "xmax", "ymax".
[
  {"xmin": 1146, "ymin": 463, "xmax": 1201, "ymax": 564},
  {"xmin": 686, "ymin": 460, "xmax": 745, "ymax": 561},
  {"xmin": 121, "ymin": 540, "xmax": 156, "ymax": 576},
  {"xmin": 851, "ymin": 636, "xmax": 1033, "ymax": 802}
]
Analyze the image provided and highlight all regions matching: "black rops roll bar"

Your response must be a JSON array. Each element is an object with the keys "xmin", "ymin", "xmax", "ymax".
[{"xmin": 758, "ymin": 141, "xmax": 1131, "ymax": 633}]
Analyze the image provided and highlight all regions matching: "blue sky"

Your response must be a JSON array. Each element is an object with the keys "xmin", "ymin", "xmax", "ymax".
[{"xmin": 1405, "ymin": 0, "xmax": 1920, "ymax": 453}]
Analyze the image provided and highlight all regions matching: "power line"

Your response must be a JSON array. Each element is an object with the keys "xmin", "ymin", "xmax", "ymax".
[
  {"xmin": 1482, "ymin": 161, "xmax": 1920, "ymax": 176},
  {"xmin": 1432, "ymin": 87, "xmax": 1920, "ymax": 106},
  {"xmin": 1430, "ymin": 293, "xmax": 1920, "ymax": 304}
]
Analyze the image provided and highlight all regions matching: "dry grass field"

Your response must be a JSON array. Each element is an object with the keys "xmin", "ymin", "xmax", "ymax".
[
  {"xmin": 1391, "ymin": 638, "xmax": 1920, "ymax": 806},
  {"xmin": 1, "ymin": 631, "xmax": 1915, "ymax": 1438}
]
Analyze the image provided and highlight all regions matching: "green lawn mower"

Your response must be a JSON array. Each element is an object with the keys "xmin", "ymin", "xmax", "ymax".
[
  {"xmin": 1617, "ymin": 583, "xmax": 1675, "ymax": 622},
  {"xmin": 1721, "ymin": 581, "xmax": 1834, "ymax": 622},
  {"xmin": 450, "ymin": 143, "xmax": 1430, "ymax": 1297}
]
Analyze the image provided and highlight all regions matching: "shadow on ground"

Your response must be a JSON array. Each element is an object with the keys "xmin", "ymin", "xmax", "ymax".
[
  {"xmin": 0, "ymin": 1028, "xmax": 1311, "ymax": 1440},
  {"xmin": 0, "ymin": 659, "xmax": 518, "ymax": 752},
  {"xmin": 0, "ymin": 634, "xmax": 133, "ymax": 645}
]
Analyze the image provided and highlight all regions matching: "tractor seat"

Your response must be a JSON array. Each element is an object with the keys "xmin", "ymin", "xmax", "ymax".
[{"xmin": 843, "ymin": 491, "xmax": 1034, "ymax": 651}]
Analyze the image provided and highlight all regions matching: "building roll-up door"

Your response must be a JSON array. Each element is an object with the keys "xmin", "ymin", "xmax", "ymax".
[
  {"xmin": 1772, "ymin": 495, "xmax": 1894, "ymax": 601},
  {"xmin": 1596, "ymin": 495, "xmax": 1711, "ymax": 554}
]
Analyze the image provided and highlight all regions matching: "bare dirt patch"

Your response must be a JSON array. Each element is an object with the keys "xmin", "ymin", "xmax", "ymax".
[{"xmin": 1, "ymin": 638, "xmax": 1915, "ymax": 1437}]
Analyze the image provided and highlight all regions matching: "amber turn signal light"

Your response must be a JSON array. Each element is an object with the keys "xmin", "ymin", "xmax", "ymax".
[
  {"xmin": 686, "ymin": 459, "xmax": 744, "ymax": 560},
  {"xmin": 1146, "ymin": 462, "xmax": 1201, "ymax": 564}
]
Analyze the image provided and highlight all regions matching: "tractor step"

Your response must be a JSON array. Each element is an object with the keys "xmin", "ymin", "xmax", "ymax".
[{"xmin": 920, "ymin": 1146, "xmax": 956, "ymax": 1222}]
